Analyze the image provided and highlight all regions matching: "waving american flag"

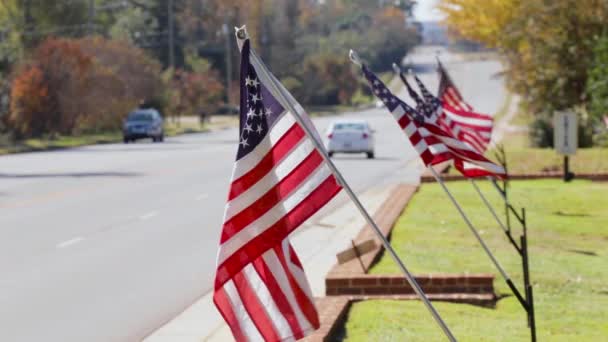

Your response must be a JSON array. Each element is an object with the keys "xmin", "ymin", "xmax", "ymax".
[
  {"xmin": 437, "ymin": 61, "xmax": 494, "ymax": 153},
  {"xmin": 361, "ymin": 63, "xmax": 506, "ymax": 178},
  {"xmin": 213, "ymin": 36, "xmax": 341, "ymax": 341}
]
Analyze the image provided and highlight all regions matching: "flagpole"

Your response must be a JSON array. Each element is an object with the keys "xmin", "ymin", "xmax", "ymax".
[
  {"xmin": 237, "ymin": 27, "xmax": 457, "ymax": 342},
  {"xmin": 427, "ymin": 167, "xmax": 529, "ymax": 309},
  {"xmin": 471, "ymin": 179, "xmax": 509, "ymax": 234}
]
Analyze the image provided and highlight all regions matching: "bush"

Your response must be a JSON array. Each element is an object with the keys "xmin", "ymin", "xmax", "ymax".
[
  {"xmin": 7, "ymin": 37, "xmax": 164, "ymax": 138},
  {"xmin": 529, "ymin": 110, "xmax": 595, "ymax": 148}
]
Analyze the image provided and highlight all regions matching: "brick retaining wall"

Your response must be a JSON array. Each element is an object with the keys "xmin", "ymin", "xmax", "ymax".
[{"xmin": 326, "ymin": 273, "xmax": 495, "ymax": 297}]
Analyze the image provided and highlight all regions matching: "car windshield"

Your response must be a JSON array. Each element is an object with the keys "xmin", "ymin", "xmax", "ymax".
[
  {"xmin": 333, "ymin": 123, "xmax": 365, "ymax": 131},
  {"xmin": 128, "ymin": 112, "xmax": 154, "ymax": 122}
]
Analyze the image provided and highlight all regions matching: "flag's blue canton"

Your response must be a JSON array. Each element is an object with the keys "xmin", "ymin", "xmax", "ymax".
[
  {"xmin": 362, "ymin": 65, "xmax": 424, "ymax": 123},
  {"xmin": 414, "ymin": 76, "xmax": 442, "ymax": 118},
  {"xmin": 237, "ymin": 40, "xmax": 284, "ymax": 160}
]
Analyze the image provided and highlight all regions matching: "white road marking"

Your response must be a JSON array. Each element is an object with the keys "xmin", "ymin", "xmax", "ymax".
[
  {"xmin": 196, "ymin": 193, "xmax": 209, "ymax": 201},
  {"xmin": 140, "ymin": 211, "xmax": 158, "ymax": 220},
  {"xmin": 57, "ymin": 237, "xmax": 84, "ymax": 249}
]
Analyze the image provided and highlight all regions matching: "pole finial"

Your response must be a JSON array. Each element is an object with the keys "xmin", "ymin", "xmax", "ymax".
[
  {"xmin": 235, "ymin": 25, "xmax": 248, "ymax": 40},
  {"xmin": 349, "ymin": 50, "xmax": 362, "ymax": 67}
]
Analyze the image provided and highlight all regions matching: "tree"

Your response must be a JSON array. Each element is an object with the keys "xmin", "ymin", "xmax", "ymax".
[
  {"xmin": 440, "ymin": 0, "xmax": 608, "ymax": 120},
  {"xmin": 7, "ymin": 36, "xmax": 164, "ymax": 138}
]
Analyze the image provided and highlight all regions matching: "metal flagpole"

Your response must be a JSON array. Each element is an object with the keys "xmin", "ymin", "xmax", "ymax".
[
  {"xmin": 237, "ymin": 27, "xmax": 457, "ymax": 342},
  {"xmin": 472, "ymin": 180, "xmax": 508, "ymax": 233},
  {"xmin": 428, "ymin": 167, "xmax": 529, "ymax": 309}
]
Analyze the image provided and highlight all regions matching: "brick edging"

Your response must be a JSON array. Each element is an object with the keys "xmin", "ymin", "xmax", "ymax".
[
  {"xmin": 420, "ymin": 172, "xmax": 608, "ymax": 183},
  {"xmin": 326, "ymin": 273, "xmax": 495, "ymax": 297}
]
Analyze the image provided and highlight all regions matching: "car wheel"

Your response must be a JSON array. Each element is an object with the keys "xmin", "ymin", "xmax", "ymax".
[
  {"xmin": 159, "ymin": 134, "xmax": 164, "ymax": 142},
  {"xmin": 367, "ymin": 152, "xmax": 375, "ymax": 159},
  {"xmin": 328, "ymin": 151, "xmax": 334, "ymax": 157},
  {"xmin": 123, "ymin": 137, "xmax": 129, "ymax": 144}
]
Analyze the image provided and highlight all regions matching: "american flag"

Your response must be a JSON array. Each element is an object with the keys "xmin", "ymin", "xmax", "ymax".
[
  {"xmin": 362, "ymin": 64, "xmax": 506, "ymax": 178},
  {"xmin": 437, "ymin": 61, "xmax": 494, "ymax": 153},
  {"xmin": 213, "ymin": 37, "xmax": 341, "ymax": 341}
]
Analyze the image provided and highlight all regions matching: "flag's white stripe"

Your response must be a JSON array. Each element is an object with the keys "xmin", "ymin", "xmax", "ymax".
[
  {"xmin": 460, "ymin": 160, "xmax": 506, "ymax": 174},
  {"xmin": 224, "ymin": 279, "xmax": 265, "ymax": 341},
  {"xmin": 231, "ymin": 111, "xmax": 295, "ymax": 180},
  {"xmin": 263, "ymin": 250, "xmax": 314, "ymax": 334},
  {"xmin": 413, "ymin": 140, "xmax": 429, "ymax": 155},
  {"xmin": 391, "ymin": 105, "xmax": 406, "ymax": 122},
  {"xmin": 217, "ymin": 164, "xmax": 333, "ymax": 265},
  {"xmin": 243, "ymin": 265, "xmax": 295, "ymax": 341},
  {"xmin": 444, "ymin": 109, "xmax": 493, "ymax": 128},
  {"xmin": 224, "ymin": 138, "xmax": 313, "ymax": 222},
  {"xmin": 429, "ymin": 143, "xmax": 449, "ymax": 155},
  {"xmin": 403, "ymin": 121, "xmax": 417, "ymax": 136},
  {"xmin": 437, "ymin": 134, "xmax": 479, "ymax": 153},
  {"xmin": 281, "ymin": 242, "xmax": 316, "ymax": 306}
]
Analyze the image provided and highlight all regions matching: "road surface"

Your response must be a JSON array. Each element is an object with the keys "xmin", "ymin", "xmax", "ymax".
[{"xmin": 0, "ymin": 46, "xmax": 506, "ymax": 342}]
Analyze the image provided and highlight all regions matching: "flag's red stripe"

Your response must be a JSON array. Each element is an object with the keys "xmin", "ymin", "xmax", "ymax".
[
  {"xmin": 442, "ymin": 114, "xmax": 492, "ymax": 133},
  {"xmin": 213, "ymin": 288, "xmax": 247, "ymax": 342},
  {"xmin": 397, "ymin": 113, "xmax": 411, "ymax": 129},
  {"xmin": 274, "ymin": 245, "xmax": 320, "ymax": 330},
  {"xmin": 442, "ymin": 102, "xmax": 492, "ymax": 121},
  {"xmin": 216, "ymin": 176, "xmax": 341, "ymax": 289},
  {"xmin": 229, "ymin": 123, "xmax": 305, "ymax": 200},
  {"xmin": 252, "ymin": 256, "xmax": 305, "ymax": 339},
  {"xmin": 424, "ymin": 122, "xmax": 502, "ymax": 171},
  {"xmin": 233, "ymin": 272, "xmax": 281, "ymax": 341},
  {"xmin": 288, "ymin": 244, "xmax": 304, "ymax": 269},
  {"xmin": 221, "ymin": 150, "xmax": 324, "ymax": 243},
  {"xmin": 459, "ymin": 130, "xmax": 488, "ymax": 151}
]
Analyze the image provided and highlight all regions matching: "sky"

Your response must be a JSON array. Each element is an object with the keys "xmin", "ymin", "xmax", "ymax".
[{"xmin": 413, "ymin": 0, "xmax": 445, "ymax": 21}]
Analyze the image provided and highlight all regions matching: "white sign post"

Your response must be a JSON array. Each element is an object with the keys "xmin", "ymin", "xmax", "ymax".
[{"xmin": 553, "ymin": 111, "xmax": 577, "ymax": 181}]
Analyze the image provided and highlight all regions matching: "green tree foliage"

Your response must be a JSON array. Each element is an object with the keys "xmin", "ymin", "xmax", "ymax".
[
  {"xmin": 440, "ymin": 0, "xmax": 608, "ymax": 146},
  {"xmin": 440, "ymin": 0, "xmax": 608, "ymax": 116},
  {"xmin": 586, "ymin": 34, "xmax": 608, "ymax": 146}
]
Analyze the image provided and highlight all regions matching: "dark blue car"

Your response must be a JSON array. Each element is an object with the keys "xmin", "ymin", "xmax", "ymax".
[{"xmin": 122, "ymin": 109, "xmax": 164, "ymax": 143}]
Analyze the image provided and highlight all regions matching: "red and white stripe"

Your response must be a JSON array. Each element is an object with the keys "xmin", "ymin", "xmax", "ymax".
[
  {"xmin": 438, "ymin": 70, "xmax": 494, "ymax": 153},
  {"xmin": 215, "ymin": 239, "xmax": 319, "ymax": 342},
  {"xmin": 421, "ymin": 122, "xmax": 506, "ymax": 178},
  {"xmin": 214, "ymin": 91, "xmax": 340, "ymax": 341},
  {"xmin": 389, "ymin": 104, "xmax": 451, "ymax": 166}
]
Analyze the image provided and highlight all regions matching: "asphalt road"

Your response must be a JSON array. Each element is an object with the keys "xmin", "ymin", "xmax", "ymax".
[{"xmin": 0, "ymin": 46, "xmax": 506, "ymax": 342}]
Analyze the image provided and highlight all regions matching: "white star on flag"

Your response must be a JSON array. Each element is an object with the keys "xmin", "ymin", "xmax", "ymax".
[
  {"xmin": 244, "ymin": 122, "xmax": 253, "ymax": 133},
  {"xmin": 251, "ymin": 93, "xmax": 262, "ymax": 104}
]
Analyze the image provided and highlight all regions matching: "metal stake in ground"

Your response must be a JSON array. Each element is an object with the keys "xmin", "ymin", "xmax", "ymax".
[
  {"xmin": 428, "ymin": 167, "xmax": 529, "ymax": 310},
  {"xmin": 238, "ymin": 27, "xmax": 456, "ymax": 341}
]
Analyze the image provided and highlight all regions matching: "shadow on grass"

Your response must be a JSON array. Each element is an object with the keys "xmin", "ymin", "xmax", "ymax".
[{"xmin": 567, "ymin": 249, "xmax": 598, "ymax": 257}]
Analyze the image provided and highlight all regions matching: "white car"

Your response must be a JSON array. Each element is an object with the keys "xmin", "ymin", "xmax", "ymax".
[{"xmin": 326, "ymin": 120, "xmax": 375, "ymax": 159}]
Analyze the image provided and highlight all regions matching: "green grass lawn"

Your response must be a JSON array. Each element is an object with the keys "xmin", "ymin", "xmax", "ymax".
[{"xmin": 345, "ymin": 180, "xmax": 608, "ymax": 341}]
